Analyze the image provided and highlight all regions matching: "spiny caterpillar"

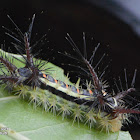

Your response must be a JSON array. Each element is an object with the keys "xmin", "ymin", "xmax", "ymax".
[{"xmin": 0, "ymin": 14, "xmax": 140, "ymax": 134}]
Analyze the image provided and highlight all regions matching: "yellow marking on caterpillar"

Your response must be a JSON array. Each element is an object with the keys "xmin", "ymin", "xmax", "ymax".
[
  {"xmin": 40, "ymin": 78, "xmax": 88, "ymax": 99},
  {"xmin": 102, "ymin": 90, "xmax": 107, "ymax": 96},
  {"xmin": 106, "ymin": 97, "xmax": 117, "ymax": 109},
  {"xmin": 112, "ymin": 97, "xmax": 117, "ymax": 107}
]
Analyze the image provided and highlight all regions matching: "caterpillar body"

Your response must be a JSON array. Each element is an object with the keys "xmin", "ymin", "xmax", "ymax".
[{"xmin": 0, "ymin": 14, "xmax": 140, "ymax": 135}]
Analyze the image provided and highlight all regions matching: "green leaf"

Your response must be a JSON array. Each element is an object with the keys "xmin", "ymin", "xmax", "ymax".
[{"xmin": 0, "ymin": 50, "xmax": 132, "ymax": 140}]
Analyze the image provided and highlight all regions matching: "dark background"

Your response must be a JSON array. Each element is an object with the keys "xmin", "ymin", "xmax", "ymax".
[{"xmin": 0, "ymin": 1, "xmax": 140, "ymax": 139}]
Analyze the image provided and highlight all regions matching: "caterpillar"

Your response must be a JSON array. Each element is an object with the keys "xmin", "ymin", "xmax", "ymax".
[{"xmin": 0, "ymin": 14, "xmax": 140, "ymax": 135}]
